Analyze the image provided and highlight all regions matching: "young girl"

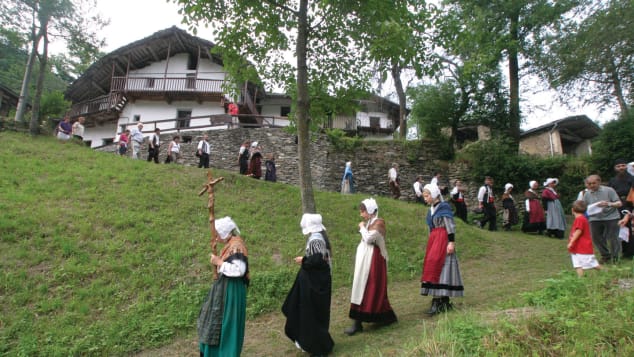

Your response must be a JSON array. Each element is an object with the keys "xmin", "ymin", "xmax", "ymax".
[{"xmin": 568, "ymin": 200, "xmax": 602, "ymax": 276}]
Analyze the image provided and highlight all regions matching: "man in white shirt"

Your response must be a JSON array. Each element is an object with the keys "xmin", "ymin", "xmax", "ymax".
[
  {"xmin": 388, "ymin": 163, "xmax": 400, "ymax": 199},
  {"xmin": 477, "ymin": 176, "xmax": 497, "ymax": 231},
  {"xmin": 147, "ymin": 128, "xmax": 161, "ymax": 164},
  {"xmin": 413, "ymin": 175, "xmax": 424, "ymax": 204},
  {"xmin": 129, "ymin": 122, "xmax": 144, "ymax": 159},
  {"xmin": 197, "ymin": 133, "xmax": 210, "ymax": 168}
]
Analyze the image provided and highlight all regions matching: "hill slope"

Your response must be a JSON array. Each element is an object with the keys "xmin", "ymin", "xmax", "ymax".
[{"xmin": 2, "ymin": 132, "xmax": 630, "ymax": 356}]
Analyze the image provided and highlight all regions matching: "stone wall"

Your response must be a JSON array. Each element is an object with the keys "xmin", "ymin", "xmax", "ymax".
[{"xmin": 98, "ymin": 128, "xmax": 489, "ymax": 210}]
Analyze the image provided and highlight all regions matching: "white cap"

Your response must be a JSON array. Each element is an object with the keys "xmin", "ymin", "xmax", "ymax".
[
  {"xmin": 215, "ymin": 216, "xmax": 240, "ymax": 240},
  {"xmin": 505, "ymin": 183, "xmax": 513, "ymax": 191},
  {"xmin": 361, "ymin": 198, "xmax": 379, "ymax": 215},
  {"xmin": 543, "ymin": 178, "xmax": 559, "ymax": 187},
  {"xmin": 423, "ymin": 184, "xmax": 441, "ymax": 199},
  {"xmin": 300, "ymin": 213, "xmax": 326, "ymax": 235}
]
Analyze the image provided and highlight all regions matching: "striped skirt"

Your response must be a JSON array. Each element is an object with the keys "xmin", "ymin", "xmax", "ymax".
[{"xmin": 421, "ymin": 253, "xmax": 464, "ymax": 297}]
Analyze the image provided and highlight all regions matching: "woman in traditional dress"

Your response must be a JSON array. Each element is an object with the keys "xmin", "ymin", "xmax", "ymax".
[
  {"xmin": 282, "ymin": 213, "xmax": 334, "ymax": 356},
  {"xmin": 522, "ymin": 180, "xmax": 546, "ymax": 234},
  {"xmin": 341, "ymin": 161, "xmax": 354, "ymax": 194},
  {"xmin": 345, "ymin": 198, "xmax": 397, "ymax": 336},
  {"xmin": 420, "ymin": 184, "xmax": 464, "ymax": 315},
  {"xmin": 247, "ymin": 141, "xmax": 263, "ymax": 179},
  {"xmin": 198, "ymin": 217, "xmax": 249, "ymax": 357},
  {"xmin": 502, "ymin": 183, "xmax": 519, "ymax": 231},
  {"xmin": 542, "ymin": 178, "xmax": 566, "ymax": 238},
  {"xmin": 237, "ymin": 140, "xmax": 250, "ymax": 175},
  {"xmin": 450, "ymin": 179, "xmax": 468, "ymax": 222}
]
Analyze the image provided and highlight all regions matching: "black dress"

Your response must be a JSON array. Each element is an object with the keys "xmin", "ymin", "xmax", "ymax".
[{"xmin": 282, "ymin": 232, "xmax": 334, "ymax": 356}]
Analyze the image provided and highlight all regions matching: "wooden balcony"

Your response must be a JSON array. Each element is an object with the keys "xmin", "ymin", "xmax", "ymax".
[
  {"xmin": 68, "ymin": 93, "xmax": 126, "ymax": 123},
  {"xmin": 110, "ymin": 76, "xmax": 225, "ymax": 101}
]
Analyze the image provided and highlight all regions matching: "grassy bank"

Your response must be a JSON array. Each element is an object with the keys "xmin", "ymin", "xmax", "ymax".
[{"xmin": 1, "ymin": 131, "xmax": 632, "ymax": 356}]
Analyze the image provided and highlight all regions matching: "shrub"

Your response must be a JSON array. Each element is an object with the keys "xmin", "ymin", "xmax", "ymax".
[{"xmin": 591, "ymin": 114, "xmax": 634, "ymax": 178}]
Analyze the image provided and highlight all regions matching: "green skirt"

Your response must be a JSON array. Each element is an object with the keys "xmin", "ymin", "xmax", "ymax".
[{"xmin": 199, "ymin": 278, "xmax": 247, "ymax": 357}]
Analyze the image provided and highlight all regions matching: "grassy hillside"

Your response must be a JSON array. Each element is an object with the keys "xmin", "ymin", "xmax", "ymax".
[{"xmin": 1, "ymin": 132, "xmax": 633, "ymax": 356}]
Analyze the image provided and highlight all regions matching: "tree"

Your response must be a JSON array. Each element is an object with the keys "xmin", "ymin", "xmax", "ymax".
[
  {"xmin": 174, "ymin": 0, "xmax": 378, "ymax": 213},
  {"xmin": 1, "ymin": 0, "xmax": 106, "ymax": 135},
  {"xmin": 354, "ymin": 1, "xmax": 434, "ymax": 139},
  {"xmin": 441, "ymin": 0, "xmax": 583, "ymax": 145},
  {"xmin": 535, "ymin": 0, "xmax": 634, "ymax": 118}
]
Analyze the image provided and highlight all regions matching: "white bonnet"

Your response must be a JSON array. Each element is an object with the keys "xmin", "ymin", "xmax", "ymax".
[
  {"xmin": 215, "ymin": 216, "xmax": 240, "ymax": 240},
  {"xmin": 251, "ymin": 141, "xmax": 259, "ymax": 148},
  {"xmin": 543, "ymin": 178, "xmax": 559, "ymax": 187},
  {"xmin": 423, "ymin": 184, "xmax": 441, "ymax": 199},
  {"xmin": 361, "ymin": 198, "xmax": 378, "ymax": 215},
  {"xmin": 504, "ymin": 183, "xmax": 513, "ymax": 191},
  {"xmin": 529, "ymin": 180, "xmax": 537, "ymax": 188},
  {"xmin": 300, "ymin": 213, "xmax": 326, "ymax": 235}
]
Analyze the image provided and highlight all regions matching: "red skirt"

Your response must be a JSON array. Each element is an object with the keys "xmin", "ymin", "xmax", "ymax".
[
  {"xmin": 421, "ymin": 228, "xmax": 448, "ymax": 283},
  {"xmin": 349, "ymin": 247, "xmax": 397, "ymax": 323}
]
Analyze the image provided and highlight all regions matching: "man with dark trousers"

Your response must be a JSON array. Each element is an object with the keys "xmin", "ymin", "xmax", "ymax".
[
  {"xmin": 477, "ymin": 176, "xmax": 497, "ymax": 231},
  {"xmin": 608, "ymin": 159, "xmax": 634, "ymax": 258},
  {"xmin": 197, "ymin": 133, "xmax": 210, "ymax": 168},
  {"xmin": 147, "ymin": 128, "xmax": 161, "ymax": 163}
]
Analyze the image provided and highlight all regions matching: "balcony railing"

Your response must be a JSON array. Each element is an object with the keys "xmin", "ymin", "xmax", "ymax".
[
  {"xmin": 68, "ymin": 93, "xmax": 126, "ymax": 118},
  {"xmin": 111, "ymin": 76, "xmax": 224, "ymax": 95}
]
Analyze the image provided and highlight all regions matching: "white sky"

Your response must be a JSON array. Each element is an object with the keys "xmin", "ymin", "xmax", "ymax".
[{"xmin": 92, "ymin": 0, "xmax": 616, "ymax": 130}]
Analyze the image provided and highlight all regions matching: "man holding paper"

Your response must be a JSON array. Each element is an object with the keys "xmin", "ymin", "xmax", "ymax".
[{"xmin": 583, "ymin": 175, "xmax": 622, "ymax": 264}]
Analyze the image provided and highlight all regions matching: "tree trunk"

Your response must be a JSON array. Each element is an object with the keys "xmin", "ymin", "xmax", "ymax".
[
  {"xmin": 30, "ymin": 31, "xmax": 49, "ymax": 136},
  {"xmin": 507, "ymin": 13, "xmax": 520, "ymax": 146},
  {"xmin": 608, "ymin": 59, "xmax": 629, "ymax": 119},
  {"xmin": 391, "ymin": 64, "xmax": 407, "ymax": 139},
  {"xmin": 295, "ymin": 0, "xmax": 316, "ymax": 213},
  {"xmin": 15, "ymin": 27, "xmax": 40, "ymax": 124}
]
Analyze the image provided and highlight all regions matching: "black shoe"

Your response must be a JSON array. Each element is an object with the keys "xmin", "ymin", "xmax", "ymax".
[
  {"xmin": 439, "ymin": 296, "xmax": 453, "ymax": 312},
  {"xmin": 344, "ymin": 320, "xmax": 363, "ymax": 336},
  {"xmin": 426, "ymin": 298, "xmax": 442, "ymax": 315}
]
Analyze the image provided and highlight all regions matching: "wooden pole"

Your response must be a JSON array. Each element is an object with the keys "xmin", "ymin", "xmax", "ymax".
[{"xmin": 198, "ymin": 170, "xmax": 224, "ymax": 279}]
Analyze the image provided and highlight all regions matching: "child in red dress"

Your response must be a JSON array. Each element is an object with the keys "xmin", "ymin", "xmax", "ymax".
[{"xmin": 568, "ymin": 200, "xmax": 602, "ymax": 277}]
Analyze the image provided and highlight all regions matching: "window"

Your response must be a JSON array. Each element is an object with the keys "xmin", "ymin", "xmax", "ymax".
[
  {"xmin": 177, "ymin": 110, "xmax": 192, "ymax": 128},
  {"xmin": 370, "ymin": 116, "xmax": 380, "ymax": 129},
  {"xmin": 146, "ymin": 78, "xmax": 155, "ymax": 88},
  {"xmin": 133, "ymin": 115, "xmax": 141, "ymax": 122},
  {"xmin": 186, "ymin": 73, "xmax": 196, "ymax": 89},
  {"xmin": 280, "ymin": 106, "xmax": 291, "ymax": 117}
]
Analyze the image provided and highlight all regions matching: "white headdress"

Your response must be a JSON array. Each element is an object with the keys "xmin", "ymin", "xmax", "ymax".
[
  {"xmin": 529, "ymin": 180, "xmax": 537, "ymax": 188},
  {"xmin": 504, "ymin": 183, "xmax": 513, "ymax": 192},
  {"xmin": 215, "ymin": 216, "xmax": 240, "ymax": 240},
  {"xmin": 361, "ymin": 198, "xmax": 378, "ymax": 215},
  {"xmin": 543, "ymin": 178, "xmax": 559, "ymax": 187},
  {"xmin": 423, "ymin": 184, "xmax": 441, "ymax": 199},
  {"xmin": 300, "ymin": 213, "xmax": 326, "ymax": 235}
]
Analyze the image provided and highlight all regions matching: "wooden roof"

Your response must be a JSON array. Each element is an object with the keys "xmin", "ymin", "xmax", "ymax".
[
  {"xmin": 65, "ymin": 26, "xmax": 222, "ymax": 103},
  {"xmin": 520, "ymin": 115, "xmax": 601, "ymax": 140}
]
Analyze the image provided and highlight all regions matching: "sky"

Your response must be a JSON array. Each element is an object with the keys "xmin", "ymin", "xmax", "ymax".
[{"xmin": 91, "ymin": 0, "xmax": 616, "ymax": 130}]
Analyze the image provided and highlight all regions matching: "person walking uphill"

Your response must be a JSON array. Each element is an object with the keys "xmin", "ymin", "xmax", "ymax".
[
  {"xmin": 197, "ymin": 134, "xmax": 211, "ymax": 169},
  {"xmin": 542, "ymin": 178, "xmax": 566, "ymax": 238},
  {"xmin": 282, "ymin": 214, "xmax": 334, "ymax": 356},
  {"xmin": 477, "ymin": 176, "xmax": 497, "ymax": 231},
  {"xmin": 420, "ymin": 184, "xmax": 464, "ymax": 315},
  {"xmin": 345, "ymin": 198, "xmax": 397, "ymax": 336},
  {"xmin": 198, "ymin": 217, "xmax": 249, "ymax": 357},
  {"xmin": 388, "ymin": 163, "xmax": 400, "ymax": 199},
  {"xmin": 147, "ymin": 128, "xmax": 161, "ymax": 163}
]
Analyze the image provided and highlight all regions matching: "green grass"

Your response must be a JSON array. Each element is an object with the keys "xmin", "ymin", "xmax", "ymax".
[{"xmin": 1, "ymin": 131, "xmax": 633, "ymax": 356}]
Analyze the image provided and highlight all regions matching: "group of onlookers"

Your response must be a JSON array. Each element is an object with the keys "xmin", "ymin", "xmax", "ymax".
[
  {"xmin": 55, "ymin": 116, "xmax": 85, "ymax": 143},
  {"xmin": 237, "ymin": 140, "xmax": 277, "ymax": 182}
]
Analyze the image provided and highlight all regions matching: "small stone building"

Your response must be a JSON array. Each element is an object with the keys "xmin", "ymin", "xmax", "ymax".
[{"xmin": 519, "ymin": 115, "xmax": 600, "ymax": 157}]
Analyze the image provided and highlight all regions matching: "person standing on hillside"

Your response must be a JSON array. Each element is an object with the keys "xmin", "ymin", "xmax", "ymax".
[
  {"xmin": 608, "ymin": 159, "xmax": 634, "ymax": 259},
  {"xmin": 450, "ymin": 179, "xmax": 468, "ymax": 222},
  {"xmin": 147, "ymin": 128, "xmax": 161, "ymax": 164},
  {"xmin": 71, "ymin": 116, "xmax": 85, "ymax": 142},
  {"xmin": 247, "ymin": 141, "xmax": 263, "ymax": 179},
  {"xmin": 264, "ymin": 153, "xmax": 277, "ymax": 182},
  {"xmin": 197, "ymin": 134, "xmax": 211, "ymax": 168},
  {"xmin": 477, "ymin": 176, "xmax": 497, "ymax": 231},
  {"xmin": 542, "ymin": 178, "xmax": 566, "ymax": 238},
  {"xmin": 583, "ymin": 174, "xmax": 622, "ymax": 264},
  {"xmin": 420, "ymin": 184, "xmax": 464, "ymax": 315},
  {"xmin": 413, "ymin": 175, "xmax": 424, "ymax": 204},
  {"xmin": 282, "ymin": 213, "xmax": 334, "ymax": 356},
  {"xmin": 165, "ymin": 135, "xmax": 181, "ymax": 164},
  {"xmin": 522, "ymin": 180, "xmax": 546, "ymax": 235},
  {"xmin": 129, "ymin": 122, "xmax": 144, "ymax": 159},
  {"xmin": 118, "ymin": 129, "xmax": 130, "ymax": 156},
  {"xmin": 342, "ymin": 161, "xmax": 354, "ymax": 194},
  {"xmin": 388, "ymin": 163, "xmax": 400, "ymax": 199},
  {"xmin": 238, "ymin": 140, "xmax": 251, "ymax": 175},
  {"xmin": 568, "ymin": 200, "xmax": 602, "ymax": 277},
  {"xmin": 198, "ymin": 217, "xmax": 249, "ymax": 357},
  {"xmin": 345, "ymin": 198, "xmax": 397, "ymax": 336},
  {"xmin": 502, "ymin": 183, "xmax": 519, "ymax": 231},
  {"xmin": 56, "ymin": 116, "xmax": 72, "ymax": 141}
]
